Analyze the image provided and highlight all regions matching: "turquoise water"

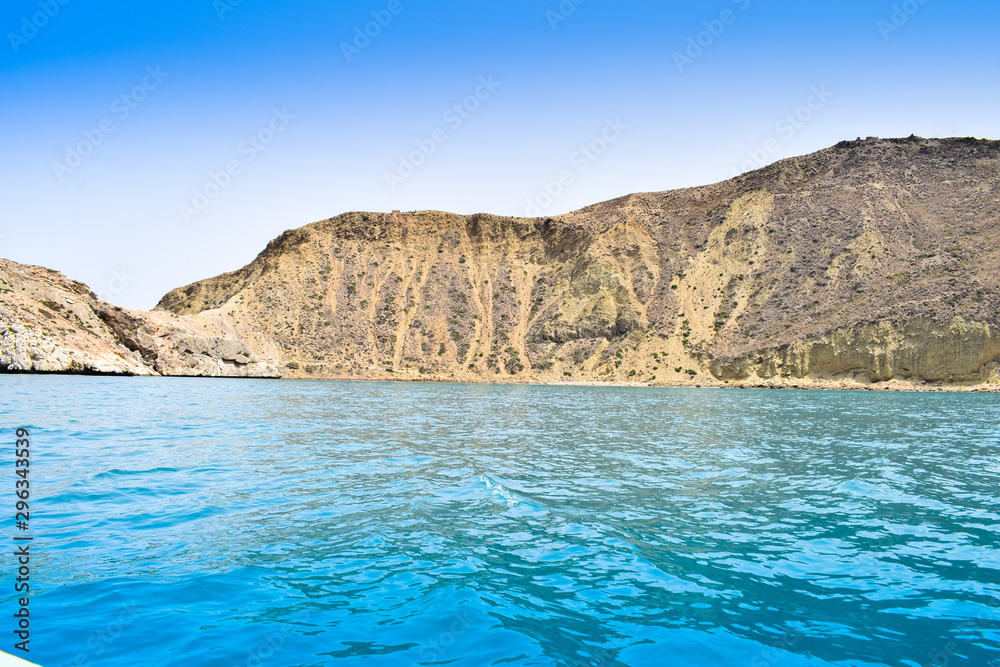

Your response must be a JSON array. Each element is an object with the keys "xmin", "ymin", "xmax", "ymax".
[{"xmin": 1, "ymin": 377, "xmax": 999, "ymax": 667}]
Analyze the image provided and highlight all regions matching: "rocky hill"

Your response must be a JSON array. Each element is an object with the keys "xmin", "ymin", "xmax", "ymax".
[
  {"xmin": 155, "ymin": 136, "xmax": 1000, "ymax": 389},
  {"xmin": 0, "ymin": 259, "xmax": 278, "ymax": 377}
]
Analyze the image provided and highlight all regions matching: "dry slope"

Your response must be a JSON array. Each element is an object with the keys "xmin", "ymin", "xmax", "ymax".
[
  {"xmin": 156, "ymin": 136, "xmax": 1000, "ymax": 388},
  {"xmin": 0, "ymin": 259, "xmax": 278, "ymax": 377}
]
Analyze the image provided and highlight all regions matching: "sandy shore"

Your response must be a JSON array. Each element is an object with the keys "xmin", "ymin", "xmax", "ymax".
[{"xmin": 279, "ymin": 371, "xmax": 1000, "ymax": 393}]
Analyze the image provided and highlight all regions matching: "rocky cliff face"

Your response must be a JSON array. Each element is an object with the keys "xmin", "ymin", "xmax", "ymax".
[
  {"xmin": 0, "ymin": 259, "xmax": 278, "ymax": 377},
  {"xmin": 155, "ymin": 137, "xmax": 1000, "ymax": 389}
]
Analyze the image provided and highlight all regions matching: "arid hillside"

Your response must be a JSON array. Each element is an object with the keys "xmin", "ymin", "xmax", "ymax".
[
  {"xmin": 0, "ymin": 259, "xmax": 278, "ymax": 377},
  {"xmin": 144, "ymin": 136, "xmax": 996, "ymax": 389}
]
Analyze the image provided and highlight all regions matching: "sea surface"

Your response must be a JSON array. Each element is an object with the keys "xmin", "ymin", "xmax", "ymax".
[{"xmin": 1, "ymin": 376, "xmax": 998, "ymax": 667}]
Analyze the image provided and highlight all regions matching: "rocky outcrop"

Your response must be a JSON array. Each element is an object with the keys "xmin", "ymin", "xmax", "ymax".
[
  {"xmin": 709, "ymin": 318, "xmax": 1000, "ymax": 385},
  {"xmin": 97, "ymin": 305, "xmax": 278, "ymax": 378},
  {"xmin": 7, "ymin": 136, "xmax": 1000, "ymax": 389},
  {"xmin": 0, "ymin": 259, "xmax": 279, "ymax": 378},
  {"xmin": 152, "ymin": 137, "xmax": 1000, "ymax": 389}
]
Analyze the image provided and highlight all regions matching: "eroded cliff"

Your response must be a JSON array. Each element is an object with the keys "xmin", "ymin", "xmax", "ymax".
[
  {"xmin": 155, "ymin": 137, "xmax": 1000, "ymax": 389},
  {"xmin": 0, "ymin": 259, "xmax": 278, "ymax": 378}
]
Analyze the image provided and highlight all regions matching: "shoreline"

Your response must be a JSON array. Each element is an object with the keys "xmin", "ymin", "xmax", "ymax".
[
  {"xmin": 7, "ymin": 369, "xmax": 994, "ymax": 393},
  {"xmin": 285, "ymin": 374, "xmax": 1000, "ymax": 393}
]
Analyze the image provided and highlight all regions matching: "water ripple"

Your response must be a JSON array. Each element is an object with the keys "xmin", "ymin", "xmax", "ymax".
[{"xmin": 1, "ymin": 377, "xmax": 998, "ymax": 666}]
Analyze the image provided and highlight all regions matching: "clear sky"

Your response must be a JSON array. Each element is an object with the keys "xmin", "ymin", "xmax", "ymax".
[{"xmin": 2, "ymin": 0, "xmax": 998, "ymax": 308}]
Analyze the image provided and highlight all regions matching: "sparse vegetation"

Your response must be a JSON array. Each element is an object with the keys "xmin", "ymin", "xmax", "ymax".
[{"xmin": 130, "ymin": 138, "xmax": 1000, "ymax": 389}]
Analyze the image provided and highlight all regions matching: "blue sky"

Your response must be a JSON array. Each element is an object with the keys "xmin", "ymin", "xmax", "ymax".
[{"xmin": 2, "ymin": 0, "xmax": 998, "ymax": 308}]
